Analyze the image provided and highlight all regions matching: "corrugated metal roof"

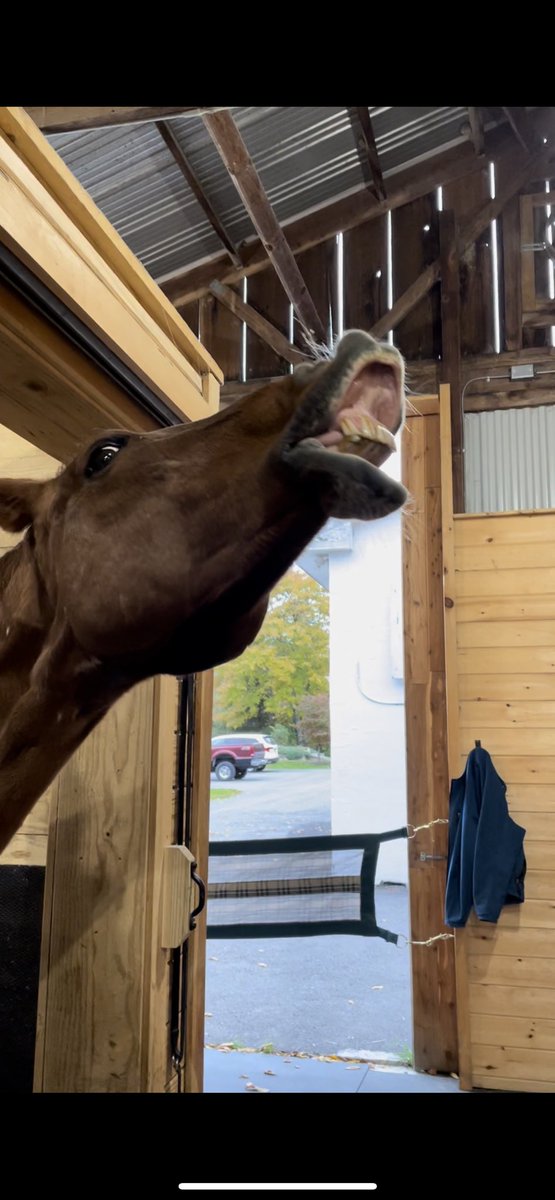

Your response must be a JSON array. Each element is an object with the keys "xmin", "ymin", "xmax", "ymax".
[
  {"xmin": 49, "ymin": 106, "xmax": 474, "ymax": 283},
  {"xmin": 464, "ymin": 405, "xmax": 555, "ymax": 513}
]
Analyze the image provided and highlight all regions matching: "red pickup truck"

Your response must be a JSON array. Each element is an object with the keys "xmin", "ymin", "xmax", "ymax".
[{"xmin": 211, "ymin": 735, "xmax": 266, "ymax": 781}]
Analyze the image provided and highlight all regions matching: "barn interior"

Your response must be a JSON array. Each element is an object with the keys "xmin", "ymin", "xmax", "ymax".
[{"xmin": 1, "ymin": 105, "xmax": 554, "ymax": 1102}]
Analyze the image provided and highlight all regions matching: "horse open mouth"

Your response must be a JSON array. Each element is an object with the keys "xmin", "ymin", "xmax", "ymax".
[
  {"xmin": 282, "ymin": 332, "xmax": 407, "ymax": 518},
  {"xmin": 308, "ymin": 356, "xmax": 403, "ymax": 469}
]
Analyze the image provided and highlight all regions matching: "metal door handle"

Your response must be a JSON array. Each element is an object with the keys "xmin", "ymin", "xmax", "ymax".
[{"xmin": 190, "ymin": 865, "xmax": 206, "ymax": 930}]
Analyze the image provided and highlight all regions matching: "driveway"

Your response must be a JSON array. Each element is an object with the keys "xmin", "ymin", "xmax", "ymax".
[{"xmin": 205, "ymin": 769, "xmax": 412, "ymax": 1059}]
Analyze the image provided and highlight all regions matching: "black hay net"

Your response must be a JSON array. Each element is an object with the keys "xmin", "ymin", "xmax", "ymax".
[{"xmin": 207, "ymin": 830, "xmax": 408, "ymax": 945}]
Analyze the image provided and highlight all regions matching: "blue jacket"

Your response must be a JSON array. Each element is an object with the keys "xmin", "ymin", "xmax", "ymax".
[{"xmin": 445, "ymin": 745, "xmax": 526, "ymax": 927}]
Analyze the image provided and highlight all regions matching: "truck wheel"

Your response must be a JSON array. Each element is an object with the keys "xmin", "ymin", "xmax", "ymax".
[{"xmin": 215, "ymin": 760, "xmax": 236, "ymax": 782}]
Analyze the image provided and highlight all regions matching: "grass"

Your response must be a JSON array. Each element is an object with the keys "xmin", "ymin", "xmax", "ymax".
[
  {"xmin": 210, "ymin": 787, "xmax": 240, "ymax": 800},
  {"xmin": 267, "ymin": 759, "xmax": 330, "ymax": 771}
]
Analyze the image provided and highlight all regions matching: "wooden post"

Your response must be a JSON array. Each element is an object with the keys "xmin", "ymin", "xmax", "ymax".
[
  {"xmin": 438, "ymin": 383, "xmax": 472, "ymax": 1091},
  {"xmin": 439, "ymin": 210, "xmax": 464, "ymax": 513},
  {"xmin": 402, "ymin": 395, "xmax": 459, "ymax": 1075}
]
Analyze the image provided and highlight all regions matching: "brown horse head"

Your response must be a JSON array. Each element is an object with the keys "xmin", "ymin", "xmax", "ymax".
[{"xmin": 0, "ymin": 329, "xmax": 406, "ymax": 849}]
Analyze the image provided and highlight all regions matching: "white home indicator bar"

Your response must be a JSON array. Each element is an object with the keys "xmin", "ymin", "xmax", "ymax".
[{"xmin": 178, "ymin": 1187, "xmax": 377, "ymax": 1192}]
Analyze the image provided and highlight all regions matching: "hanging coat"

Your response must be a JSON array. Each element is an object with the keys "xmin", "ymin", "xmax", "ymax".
[{"xmin": 444, "ymin": 745, "xmax": 526, "ymax": 928}]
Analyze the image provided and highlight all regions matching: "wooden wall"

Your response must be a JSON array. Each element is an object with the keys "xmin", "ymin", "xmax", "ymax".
[{"xmin": 447, "ymin": 510, "xmax": 555, "ymax": 1091}]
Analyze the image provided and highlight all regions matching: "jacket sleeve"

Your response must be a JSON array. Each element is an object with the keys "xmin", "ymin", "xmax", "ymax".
[
  {"xmin": 444, "ymin": 772, "xmax": 476, "ymax": 928},
  {"xmin": 472, "ymin": 757, "xmax": 526, "ymax": 923}
]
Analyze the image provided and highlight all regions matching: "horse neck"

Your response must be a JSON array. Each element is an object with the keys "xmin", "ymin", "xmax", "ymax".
[
  {"xmin": 0, "ymin": 538, "xmax": 48, "ymax": 727},
  {"xmin": 0, "ymin": 539, "xmax": 105, "ymax": 852}
]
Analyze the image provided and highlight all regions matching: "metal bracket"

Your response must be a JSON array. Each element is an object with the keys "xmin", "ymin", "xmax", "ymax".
[{"xmin": 419, "ymin": 853, "xmax": 447, "ymax": 862}]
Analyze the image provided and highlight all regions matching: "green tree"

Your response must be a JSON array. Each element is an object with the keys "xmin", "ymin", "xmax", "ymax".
[
  {"xmin": 214, "ymin": 568, "xmax": 329, "ymax": 737},
  {"xmin": 296, "ymin": 694, "xmax": 330, "ymax": 754}
]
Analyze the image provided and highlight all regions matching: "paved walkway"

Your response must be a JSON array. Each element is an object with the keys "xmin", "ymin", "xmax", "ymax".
[{"xmin": 204, "ymin": 1048, "xmax": 461, "ymax": 1093}]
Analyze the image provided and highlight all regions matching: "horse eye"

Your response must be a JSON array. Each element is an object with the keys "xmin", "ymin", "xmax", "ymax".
[{"xmin": 85, "ymin": 442, "xmax": 125, "ymax": 478}]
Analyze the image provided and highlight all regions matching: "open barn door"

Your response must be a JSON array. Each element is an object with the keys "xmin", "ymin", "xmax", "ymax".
[{"xmin": 0, "ymin": 107, "xmax": 219, "ymax": 1092}]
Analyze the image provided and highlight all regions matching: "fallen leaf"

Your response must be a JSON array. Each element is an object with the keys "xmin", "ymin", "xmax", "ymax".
[
  {"xmin": 240, "ymin": 1074, "xmax": 250, "ymax": 1080},
  {"xmin": 208, "ymin": 956, "xmax": 219, "ymax": 961},
  {"xmin": 245, "ymin": 1083, "xmax": 269, "ymax": 1093},
  {"xmin": 257, "ymin": 962, "xmax": 268, "ymax": 968},
  {"xmin": 345, "ymin": 1065, "xmax": 362, "ymax": 1071},
  {"xmin": 371, "ymin": 985, "xmax": 384, "ymax": 991},
  {"xmin": 347, "ymin": 999, "xmax": 355, "ymax": 1005},
  {"xmin": 264, "ymin": 1069, "xmax": 277, "ymax": 1076},
  {"xmin": 204, "ymin": 1012, "xmax": 213, "ymax": 1018}
]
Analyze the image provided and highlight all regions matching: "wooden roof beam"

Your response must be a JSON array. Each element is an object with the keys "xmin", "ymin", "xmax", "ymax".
[
  {"xmin": 203, "ymin": 110, "xmax": 326, "ymax": 343},
  {"xmin": 164, "ymin": 116, "xmax": 551, "ymax": 308},
  {"xmin": 208, "ymin": 280, "xmax": 309, "ymax": 365},
  {"xmin": 25, "ymin": 107, "xmax": 232, "ymax": 134},
  {"xmin": 349, "ymin": 107, "xmax": 386, "ymax": 200},
  {"xmin": 155, "ymin": 121, "xmax": 242, "ymax": 268},
  {"xmin": 164, "ymin": 139, "xmax": 487, "ymax": 307}
]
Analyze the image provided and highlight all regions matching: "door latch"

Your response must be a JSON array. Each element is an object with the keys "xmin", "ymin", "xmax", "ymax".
[{"xmin": 161, "ymin": 845, "xmax": 207, "ymax": 948}]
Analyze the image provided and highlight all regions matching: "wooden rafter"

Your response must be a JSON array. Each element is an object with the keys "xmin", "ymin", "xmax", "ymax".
[
  {"xmin": 370, "ymin": 146, "xmax": 549, "ymax": 340},
  {"xmin": 467, "ymin": 107, "xmax": 484, "ymax": 155},
  {"xmin": 208, "ymin": 280, "xmax": 308, "ymax": 365},
  {"xmin": 25, "ymin": 107, "xmax": 231, "ymax": 133},
  {"xmin": 502, "ymin": 107, "xmax": 532, "ymax": 152},
  {"xmin": 161, "ymin": 109, "xmax": 555, "ymax": 311},
  {"xmin": 350, "ymin": 107, "xmax": 386, "ymax": 200},
  {"xmin": 163, "ymin": 139, "xmax": 486, "ymax": 306},
  {"xmin": 155, "ymin": 121, "xmax": 242, "ymax": 268},
  {"xmin": 203, "ymin": 111, "xmax": 326, "ymax": 343}
]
